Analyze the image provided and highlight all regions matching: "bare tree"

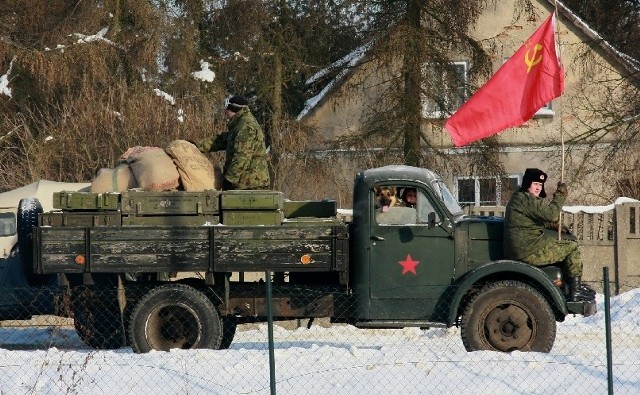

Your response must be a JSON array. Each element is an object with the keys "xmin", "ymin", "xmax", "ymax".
[
  {"xmin": 547, "ymin": 1, "xmax": 640, "ymax": 200},
  {"xmin": 0, "ymin": 1, "xmax": 226, "ymax": 190}
]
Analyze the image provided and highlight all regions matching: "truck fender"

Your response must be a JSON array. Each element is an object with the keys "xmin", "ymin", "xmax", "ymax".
[{"xmin": 445, "ymin": 260, "xmax": 568, "ymax": 326}]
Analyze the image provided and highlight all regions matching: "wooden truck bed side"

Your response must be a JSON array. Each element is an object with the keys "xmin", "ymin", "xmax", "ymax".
[{"xmin": 35, "ymin": 224, "xmax": 349, "ymax": 274}]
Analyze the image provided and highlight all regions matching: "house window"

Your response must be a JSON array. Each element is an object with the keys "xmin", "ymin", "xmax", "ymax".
[
  {"xmin": 455, "ymin": 175, "xmax": 520, "ymax": 207},
  {"xmin": 499, "ymin": 57, "xmax": 555, "ymax": 117},
  {"xmin": 534, "ymin": 101, "xmax": 555, "ymax": 117},
  {"xmin": 421, "ymin": 62, "xmax": 468, "ymax": 118}
]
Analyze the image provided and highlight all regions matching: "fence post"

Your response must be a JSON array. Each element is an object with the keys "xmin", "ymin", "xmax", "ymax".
[
  {"xmin": 613, "ymin": 205, "xmax": 621, "ymax": 295},
  {"xmin": 603, "ymin": 267, "xmax": 613, "ymax": 395},
  {"xmin": 266, "ymin": 271, "xmax": 276, "ymax": 395}
]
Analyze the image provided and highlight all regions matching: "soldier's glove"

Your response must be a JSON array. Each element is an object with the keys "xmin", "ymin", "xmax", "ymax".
[{"xmin": 556, "ymin": 182, "xmax": 568, "ymax": 196}]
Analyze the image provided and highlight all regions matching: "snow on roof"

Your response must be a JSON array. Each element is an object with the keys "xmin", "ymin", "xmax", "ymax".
[
  {"xmin": 304, "ymin": 43, "xmax": 372, "ymax": 87},
  {"xmin": 297, "ymin": 42, "xmax": 372, "ymax": 120},
  {"xmin": 549, "ymin": 0, "xmax": 640, "ymax": 73}
]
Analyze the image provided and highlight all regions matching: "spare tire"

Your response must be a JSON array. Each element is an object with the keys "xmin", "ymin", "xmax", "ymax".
[{"xmin": 17, "ymin": 198, "xmax": 44, "ymax": 286}]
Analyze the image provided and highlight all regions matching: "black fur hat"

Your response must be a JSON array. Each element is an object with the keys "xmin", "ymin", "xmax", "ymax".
[
  {"xmin": 224, "ymin": 95, "xmax": 249, "ymax": 112},
  {"xmin": 520, "ymin": 168, "xmax": 547, "ymax": 198}
]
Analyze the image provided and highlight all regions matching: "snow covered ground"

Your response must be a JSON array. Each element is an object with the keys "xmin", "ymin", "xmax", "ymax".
[{"xmin": 0, "ymin": 290, "xmax": 639, "ymax": 395}]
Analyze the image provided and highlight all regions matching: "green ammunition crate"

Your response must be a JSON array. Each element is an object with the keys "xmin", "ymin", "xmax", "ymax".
[
  {"xmin": 122, "ymin": 214, "xmax": 220, "ymax": 226},
  {"xmin": 220, "ymin": 190, "xmax": 283, "ymax": 210},
  {"xmin": 121, "ymin": 190, "xmax": 219, "ymax": 215},
  {"xmin": 283, "ymin": 200, "xmax": 337, "ymax": 218},
  {"xmin": 39, "ymin": 211, "xmax": 121, "ymax": 227},
  {"xmin": 222, "ymin": 210, "xmax": 284, "ymax": 226},
  {"xmin": 53, "ymin": 191, "xmax": 120, "ymax": 211}
]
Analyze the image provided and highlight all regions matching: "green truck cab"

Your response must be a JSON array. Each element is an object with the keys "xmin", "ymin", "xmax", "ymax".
[{"xmin": 6, "ymin": 165, "xmax": 596, "ymax": 353}]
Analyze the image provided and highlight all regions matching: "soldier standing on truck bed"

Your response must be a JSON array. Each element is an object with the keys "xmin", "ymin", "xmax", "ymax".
[
  {"xmin": 197, "ymin": 95, "xmax": 270, "ymax": 190},
  {"xmin": 503, "ymin": 168, "xmax": 595, "ymax": 302}
]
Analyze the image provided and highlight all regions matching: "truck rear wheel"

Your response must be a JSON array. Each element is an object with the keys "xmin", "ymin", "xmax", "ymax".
[
  {"xmin": 128, "ymin": 284, "xmax": 222, "ymax": 353},
  {"xmin": 460, "ymin": 280, "xmax": 556, "ymax": 352},
  {"xmin": 72, "ymin": 286, "xmax": 127, "ymax": 350},
  {"xmin": 220, "ymin": 317, "xmax": 238, "ymax": 349}
]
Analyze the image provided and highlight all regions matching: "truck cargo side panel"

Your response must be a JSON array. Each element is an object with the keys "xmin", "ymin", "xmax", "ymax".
[
  {"xmin": 37, "ymin": 227, "xmax": 211, "ymax": 273},
  {"xmin": 36, "ymin": 228, "xmax": 87, "ymax": 273},
  {"xmin": 89, "ymin": 227, "xmax": 210, "ymax": 272},
  {"xmin": 213, "ymin": 226, "xmax": 348, "ymax": 272}
]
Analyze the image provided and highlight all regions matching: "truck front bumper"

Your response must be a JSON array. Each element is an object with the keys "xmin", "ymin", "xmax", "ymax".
[{"xmin": 567, "ymin": 298, "xmax": 597, "ymax": 317}]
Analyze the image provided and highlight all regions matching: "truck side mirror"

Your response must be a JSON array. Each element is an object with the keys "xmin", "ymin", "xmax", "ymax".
[{"xmin": 0, "ymin": 212, "xmax": 17, "ymax": 237}]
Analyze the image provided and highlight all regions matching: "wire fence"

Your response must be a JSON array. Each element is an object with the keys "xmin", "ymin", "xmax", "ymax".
[{"xmin": 0, "ymin": 271, "xmax": 638, "ymax": 394}]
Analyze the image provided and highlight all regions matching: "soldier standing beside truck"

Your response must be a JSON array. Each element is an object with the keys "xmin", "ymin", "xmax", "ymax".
[
  {"xmin": 503, "ymin": 168, "xmax": 594, "ymax": 302},
  {"xmin": 196, "ymin": 95, "xmax": 270, "ymax": 191}
]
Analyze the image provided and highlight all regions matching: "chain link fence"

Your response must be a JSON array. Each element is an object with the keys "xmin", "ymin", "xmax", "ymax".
[{"xmin": 0, "ymin": 272, "xmax": 638, "ymax": 394}]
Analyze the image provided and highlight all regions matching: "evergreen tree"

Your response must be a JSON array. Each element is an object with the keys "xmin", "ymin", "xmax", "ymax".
[{"xmin": 326, "ymin": 0, "xmax": 508, "ymax": 171}]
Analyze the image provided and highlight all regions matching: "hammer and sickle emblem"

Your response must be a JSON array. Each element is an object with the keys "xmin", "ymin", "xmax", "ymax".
[{"xmin": 525, "ymin": 43, "xmax": 543, "ymax": 73}]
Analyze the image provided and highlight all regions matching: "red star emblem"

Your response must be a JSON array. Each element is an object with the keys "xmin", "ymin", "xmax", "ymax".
[{"xmin": 399, "ymin": 254, "xmax": 420, "ymax": 275}]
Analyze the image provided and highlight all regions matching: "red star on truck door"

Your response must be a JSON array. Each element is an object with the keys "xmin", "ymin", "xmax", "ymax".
[{"xmin": 399, "ymin": 254, "xmax": 420, "ymax": 275}]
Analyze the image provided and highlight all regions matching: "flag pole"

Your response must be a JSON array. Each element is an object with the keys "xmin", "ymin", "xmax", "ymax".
[{"xmin": 554, "ymin": 2, "xmax": 565, "ymax": 238}]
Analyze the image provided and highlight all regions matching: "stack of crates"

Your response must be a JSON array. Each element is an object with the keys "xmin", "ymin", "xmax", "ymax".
[
  {"xmin": 42, "ymin": 190, "xmax": 337, "ymax": 228},
  {"xmin": 43, "ymin": 190, "xmax": 221, "ymax": 227},
  {"xmin": 42, "ymin": 192, "xmax": 122, "ymax": 226},
  {"xmin": 220, "ymin": 190, "xmax": 284, "ymax": 225},
  {"xmin": 120, "ymin": 190, "xmax": 220, "ymax": 226}
]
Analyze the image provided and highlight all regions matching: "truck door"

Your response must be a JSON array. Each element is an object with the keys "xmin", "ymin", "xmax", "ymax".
[{"xmin": 368, "ymin": 186, "xmax": 455, "ymax": 320}]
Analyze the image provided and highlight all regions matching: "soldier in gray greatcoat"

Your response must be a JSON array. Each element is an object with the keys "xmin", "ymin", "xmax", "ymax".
[
  {"xmin": 197, "ymin": 95, "xmax": 270, "ymax": 190},
  {"xmin": 503, "ymin": 168, "xmax": 593, "ymax": 302}
]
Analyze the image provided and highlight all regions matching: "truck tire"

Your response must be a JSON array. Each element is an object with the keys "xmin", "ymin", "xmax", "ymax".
[
  {"xmin": 72, "ymin": 286, "xmax": 127, "ymax": 349},
  {"xmin": 16, "ymin": 198, "xmax": 44, "ymax": 285},
  {"xmin": 460, "ymin": 280, "xmax": 556, "ymax": 353},
  {"xmin": 220, "ymin": 317, "xmax": 238, "ymax": 349},
  {"xmin": 128, "ymin": 284, "xmax": 222, "ymax": 353}
]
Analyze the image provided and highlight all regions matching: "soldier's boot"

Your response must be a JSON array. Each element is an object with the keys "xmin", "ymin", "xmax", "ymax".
[
  {"xmin": 569, "ymin": 277, "xmax": 594, "ymax": 302},
  {"xmin": 581, "ymin": 283, "xmax": 596, "ymax": 298}
]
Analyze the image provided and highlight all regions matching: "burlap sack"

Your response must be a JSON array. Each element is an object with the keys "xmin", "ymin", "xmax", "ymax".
[
  {"xmin": 165, "ymin": 140, "xmax": 217, "ymax": 191},
  {"xmin": 90, "ymin": 164, "xmax": 138, "ymax": 193},
  {"xmin": 119, "ymin": 146, "xmax": 180, "ymax": 192}
]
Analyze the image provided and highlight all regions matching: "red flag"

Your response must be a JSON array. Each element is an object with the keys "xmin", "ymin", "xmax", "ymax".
[{"xmin": 445, "ymin": 12, "xmax": 564, "ymax": 147}]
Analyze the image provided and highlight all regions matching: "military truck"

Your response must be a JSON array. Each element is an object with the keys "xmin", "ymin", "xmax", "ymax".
[{"xmin": 1, "ymin": 165, "xmax": 596, "ymax": 353}]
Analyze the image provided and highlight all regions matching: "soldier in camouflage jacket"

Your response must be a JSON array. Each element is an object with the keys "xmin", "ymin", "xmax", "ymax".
[
  {"xmin": 197, "ymin": 96, "xmax": 270, "ymax": 190},
  {"xmin": 504, "ymin": 168, "xmax": 593, "ymax": 302}
]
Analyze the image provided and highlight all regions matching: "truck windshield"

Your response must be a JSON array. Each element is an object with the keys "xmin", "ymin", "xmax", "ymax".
[{"xmin": 432, "ymin": 180, "xmax": 463, "ymax": 216}]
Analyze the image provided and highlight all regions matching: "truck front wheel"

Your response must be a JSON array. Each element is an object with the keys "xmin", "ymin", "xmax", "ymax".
[
  {"xmin": 128, "ymin": 284, "xmax": 222, "ymax": 353},
  {"xmin": 460, "ymin": 280, "xmax": 556, "ymax": 352}
]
